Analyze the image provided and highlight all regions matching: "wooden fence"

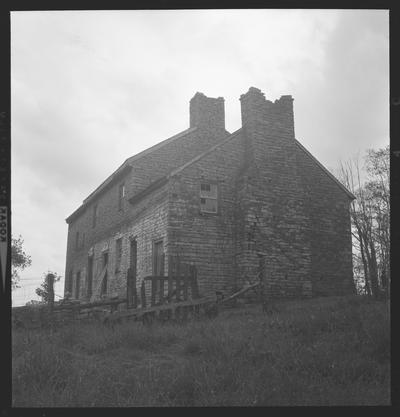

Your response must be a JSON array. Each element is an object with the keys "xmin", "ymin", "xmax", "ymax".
[{"xmin": 12, "ymin": 256, "xmax": 202, "ymax": 329}]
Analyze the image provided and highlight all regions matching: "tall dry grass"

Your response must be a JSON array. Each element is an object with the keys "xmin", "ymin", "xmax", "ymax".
[{"xmin": 12, "ymin": 295, "xmax": 390, "ymax": 406}]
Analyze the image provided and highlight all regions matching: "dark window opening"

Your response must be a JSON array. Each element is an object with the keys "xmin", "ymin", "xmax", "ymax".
[
  {"xmin": 75, "ymin": 271, "xmax": 81, "ymax": 299},
  {"xmin": 200, "ymin": 182, "xmax": 218, "ymax": 213}
]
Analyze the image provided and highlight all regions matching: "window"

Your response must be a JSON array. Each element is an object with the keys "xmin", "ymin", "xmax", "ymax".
[
  {"xmin": 115, "ymin": 238, "xmax": 122, "ymax": 272},
  {"xmin": 93, "ymin": 204, "xmax": 98, "ymax": 228},
  {"xmin": 75, "ymin": 271, "xmax": 81, "ymax": 299},
  {"xmin": 118, "ymin": 183, "xmax": 125, "ymax": 211},
  {"xmin": 200, "ymin": 182, "xmax": 218, "ymax": 213}
]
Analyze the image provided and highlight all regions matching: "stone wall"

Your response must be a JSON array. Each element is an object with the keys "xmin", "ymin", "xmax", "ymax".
[
  {"xmin": 166, "ymin": 131, "xmax": 245, "ymax": 297},
  {"xmin": 236, "ymin": 87, "xmax": 311, "ymax": 297},
  {"xmin": 294, "ymin": 141, "xmax": 355, "ymax": 295},
  {"xmin": 234, "ymin": 87, "xmax": 354, "ymax": 298},
  {"xmin": 65, "ymin": 185, "xmax": 169, "ymax": 300}
]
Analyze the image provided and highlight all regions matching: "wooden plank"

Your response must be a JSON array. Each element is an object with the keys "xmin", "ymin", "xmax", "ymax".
[
  {"xmin": 104, "ymin": 296, "xmax": 214, "ymax": 322},
  {"xmin": 90, "ymin": 265, "xmax": 108, "ymax": 303},
  {"xmin": 141, "ymin": 281, "xmax": 146, "ymax": 308},
  {"xmin": 168, "ymin": 255, "xmax": 173, "ymax": 300},
  {"xmin": 191, "ymin": 265, "xmax": 200, "ymax": 299},
  {"xmin": 159, "ymin": 278, "xmax": 165, "ymax": 304},
  {"xmin": 56, "ymin": 297, "xmax": 127, "ymax": 312},
  {"xmin": 127, "ymin": 268, "xmax": 133, "ymax": 308},
  {"xmin": 258, "ymin": 255, "xmax": 266, "ymax": 304},
  {"xmin": 144, "ymin": 275, "xmax": 191, "ymax": 281},
  {"xmin": 183, "ymin": 264, "xmax": 189, "ymax": 301},
  {"xmin": 218, "ymin": 283, "xmax": 260, "ymax": 305},
  {"xmin": 159, "ymin": 253, "xmax": 165, "ymax": 304},
  {"xmin": 151, "ymin": 276, "xmax": 157, "ymax": 307},
  {"xmin": 133, "ymin": 281, "xmax": 138, "ymax": 309},
  {"xmin": 176, "ymin": 257, "xmax": 181, "ymax": 301}
]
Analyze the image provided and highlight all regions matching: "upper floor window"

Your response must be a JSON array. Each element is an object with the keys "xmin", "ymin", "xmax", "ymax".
[
  {"xmin": 200, "ymin": 182, "xmax": 218, "ymax": 213},
  {"xmin": 93, "ymin": 204, "xmax": 98, "ymax": 228},
  {"xmin": 118, "ymin": 183, "xmax": 125, "ymax": 211}
]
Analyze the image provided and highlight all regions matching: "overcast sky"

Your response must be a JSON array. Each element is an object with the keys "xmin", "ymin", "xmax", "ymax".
[{"xmin": 11, "ymin": 9, "xmax": 389, "ymax": 306}]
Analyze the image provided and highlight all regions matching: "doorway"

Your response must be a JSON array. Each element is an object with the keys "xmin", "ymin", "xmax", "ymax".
[
  {"xmin": 87, "ymin": 255, "xmax": 93, "ymax": 299},
  {"xmin": 130, "ymin": 239, "xmax": 137, "ymax": 278}
]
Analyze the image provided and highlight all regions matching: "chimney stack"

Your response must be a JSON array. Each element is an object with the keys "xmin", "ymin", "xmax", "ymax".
[
  {"xmin": 190, "ymin": 92, "xmax": 225, "ymax": 131},
  {"xmin": 240, "ymin": 87, "xmax": 294, "ymax": 137}
]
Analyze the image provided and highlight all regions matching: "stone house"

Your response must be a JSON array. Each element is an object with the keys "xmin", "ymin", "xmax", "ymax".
[{"xmin": 64, "ymin": 87, "xmax": 355, "ymax": 301}]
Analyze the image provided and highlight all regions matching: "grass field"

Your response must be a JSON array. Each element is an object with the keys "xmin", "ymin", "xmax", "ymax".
[{"xmin": 12, "ymin": 295, "xmax": 390, "ymax": 406}]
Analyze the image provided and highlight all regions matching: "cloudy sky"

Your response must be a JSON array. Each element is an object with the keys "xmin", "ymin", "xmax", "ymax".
[{"xmin": 11, "ymin": 9, "xmax": 389, "ymax": 306}]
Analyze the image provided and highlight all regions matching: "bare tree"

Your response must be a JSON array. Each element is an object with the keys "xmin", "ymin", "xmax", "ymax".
[{"xmin": 339, "ymin": 146, "xmax": 389, "ymax": 297}]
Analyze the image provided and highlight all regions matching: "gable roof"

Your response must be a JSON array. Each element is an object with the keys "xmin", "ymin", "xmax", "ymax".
[
  {"xmin": 83, "ymin": 127, "xmax": 197, "ymax": 204},
  {"xmin": 294, "ymin": 139, "xmax": 356, "ymax": 200},
  {"xmin": 66, "ymin": 125, "xmax": 234, "ymax": 223},
  {"xmin": 66, "ymin": 127, "xmax": 198, "ymax": 223},
  {"xmin": 127, "ymin": 128, "xmax": 244, "ymax": 206},
  {"xmin": 128, "ymin": 130, "xmax": 355, "ymax": 208}
]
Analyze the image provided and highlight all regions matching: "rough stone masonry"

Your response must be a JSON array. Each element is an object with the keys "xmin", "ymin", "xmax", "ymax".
[{"xmin": 64, "ymin": 87, "xmax": 356, "ymax": 302}]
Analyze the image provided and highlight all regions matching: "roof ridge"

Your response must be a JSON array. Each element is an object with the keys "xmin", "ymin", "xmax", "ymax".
[
  {"xmin": 82, "ymin": 127, "xmax": 198, "ymax": 204},
  {"xmin": 168, "ymin": 128, "xmax": 243, "ymax": 178},
  {"xmin": 126, "ymin": 127, "xmax": 198, "ymax": 165},
  {"xmin": 294, "ymin": 139, "xmax": 356, "ymax": 199}
]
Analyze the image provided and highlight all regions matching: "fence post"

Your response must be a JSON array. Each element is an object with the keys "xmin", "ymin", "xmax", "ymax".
[
  {"xmin": 127, "ymin": 268, "xmax": 133, "ymax": 308},
  {"xmin": 183, "ymin": 263, "xmax": 189, "ymax": 301},
  {"xmin": 151, "ymin": 277, "xmax": 157, "ymax": 307},
  {"xmin": 191, "ymin": 265, "xmax": 199, "ymax": 299},
  {"xmin": 258, "ymin": 254, "xmax": 266, "ymax": 307},
  {"xmin": 133, "ymin": 280, "xmax": 138, "ymax": 309},
  {"xmin": 159, "ymin": 253, "xmax": 165, "ymax": 304},
  {"xmin": 141, "ymin": 280, "xmax": 146, "ymax": 308},
  {"xmin": 47, "ymin": 273, "xmax": 55, "ymax": 328},
  {"xmin": 168, "ymin": 255, "xmax": 173, "ymax": 301},
  {"xmin": 176, "ymin": 256, "xmax": 181, "ymax": 301}
]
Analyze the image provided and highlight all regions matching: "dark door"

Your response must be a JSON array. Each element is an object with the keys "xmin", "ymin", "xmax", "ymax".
[
  {"xmin": 130, "ymin": 239, "xmax": 137, "ymax": 278},
  {"xmin": 87, "ymin": 255, "xmax": 93, "ymax": 299},
  {"xmin": 127, "ymin": 239, "xmax": 138, "ymax": 308},
  {"xmin": 153, "ymin": 240, "xmax": 164, "ymax": 276}
]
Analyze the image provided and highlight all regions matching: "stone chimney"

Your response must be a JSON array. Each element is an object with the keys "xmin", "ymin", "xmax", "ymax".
[
  {"xmin": 190, "ymin": 92, "xmax": 225, "ymax": 131},
  {"xmin": 240, "ymin": 87, "xmax": 294, "ymax": 137}
]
